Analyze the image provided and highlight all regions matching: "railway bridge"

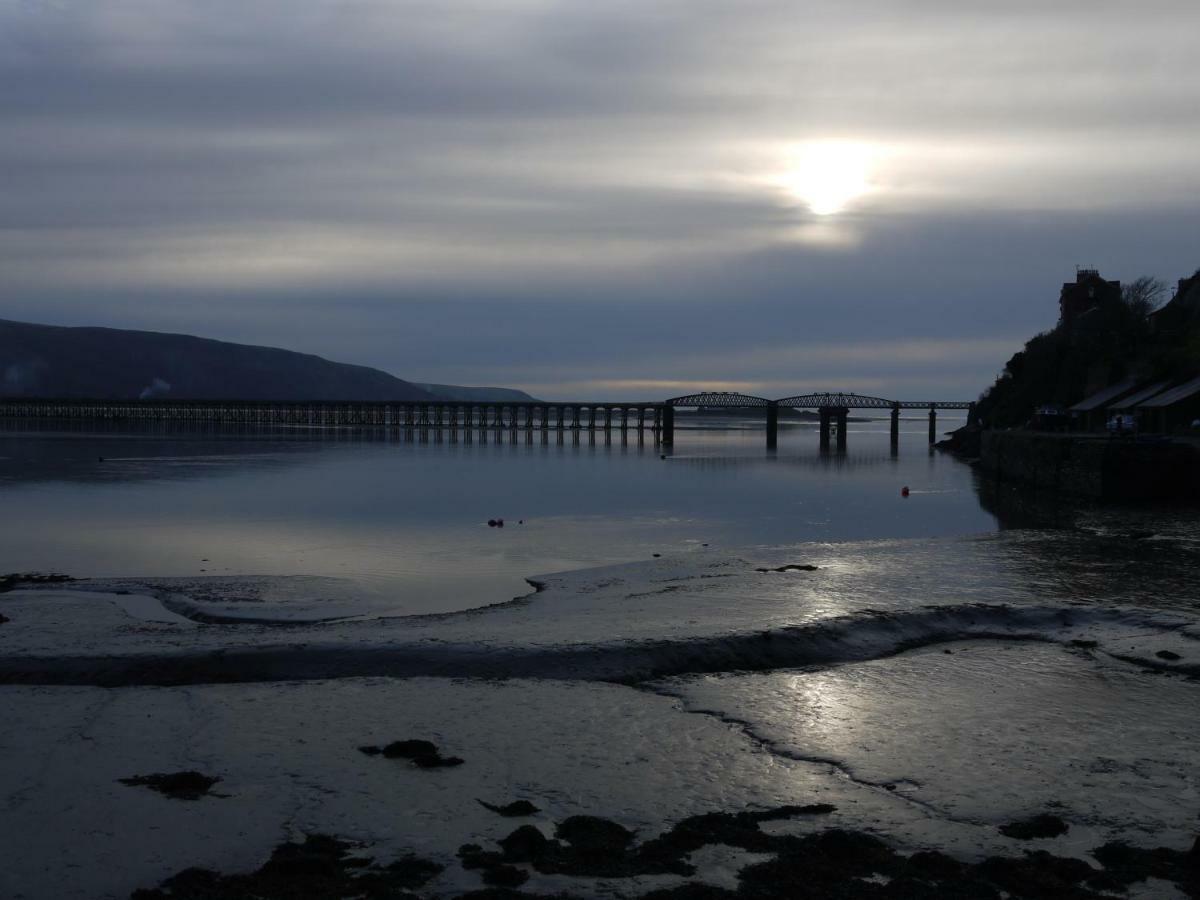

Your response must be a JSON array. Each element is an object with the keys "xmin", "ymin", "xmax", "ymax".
[
  {"xmin": 661, "ymin": 392, "xmax": 976, "ymax": 448},
  {"xmin": 0, "ymin": 392, "xmax": 976, "ymax": 449}
]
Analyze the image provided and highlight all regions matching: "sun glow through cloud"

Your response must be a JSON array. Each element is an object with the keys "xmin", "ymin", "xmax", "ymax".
[{"xmin": 783, "ymin": 142, "xmax": 874, "ymax": 216}]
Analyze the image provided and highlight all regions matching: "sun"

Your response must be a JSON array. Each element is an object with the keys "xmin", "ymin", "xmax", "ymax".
[{"xmin": 782, "ymin": 142, "xmax": 872, "ymax": 216}]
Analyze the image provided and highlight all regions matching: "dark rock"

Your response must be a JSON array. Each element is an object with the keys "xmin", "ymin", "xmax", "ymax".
[
  {"xmin": 1156, "ymin": 650, "xmax": 1182, "ymax": 661},
  {"xmin": 482, "ymin": 864, "xmax": 530, "ymax": 888},
  {"xmin": 1091, "ymin": 839, "xmax": 1200, "ymax": 894},
  {"xmin": 755, "ymin": 564, "xmax": 819, "ymax": 572},
  {"xmin": 412, "ymin": 752, "xmax": 464, "ymax": 768},
  {"xmin": 383, "ymin": 854, "xmax": 445, "ymax": 889},
  {"xmin": 737, "ymin": 829, "xmax": 903, "ymax": 898},
  {"xmin": 906, "ymin": 849, "xmax": 966, "ymax": 881},
  {"xmin": 360, "ymin": 738, "xmax": 463, "ymax": 768},
  {"xmin": 458, "ymin": 843, "xmax": 507, "ymax": 871},
  {"xmin": 118, "ymin": 771, "xmax": 221, "ymax": 801},
  {"xmin": 999, "ymin": 813, "xmax": 1069, "ymax": 840},
  {"xmin": 883, "ymin": 875, "xmax": 1001, "ymax": 899},
  {"xmin": 457, "ymin": 891, "xmax": 585, "ymax": 900},
  {"xmin": 975, "ymin": 851, "xmax": 1099, "ymax": 899},
  {"xmin": 555, "ymin": 816, "xmax": 635, "ymax": 854},
  {"xmin": 131, "ymin": 833, "xmax": 443, "ymax": 898},
  {"xmin": 499, "ymin": 826, "xmax": 553, "ymax": 863},
  {"xmin": 639, "ymin": 886, "xmax": 739, "ymax": 899},
  {"xmin": 0, "ymin": 613, "xmax": 8, "ymax": 625},
  {"xmin": 479, "ymin": 799, "xmax": 541, "ymax": 817},
  {"xmin": 638, "ymin": 804, "xmax": 835, "ymax": 870},
  {"xmin": 386, "ymin": 739, "xmax": 435, "ymax": 758}
]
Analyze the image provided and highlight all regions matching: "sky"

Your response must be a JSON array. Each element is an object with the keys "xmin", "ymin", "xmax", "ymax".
[{"xmin": 3, "ymin": 0, "xmax": 1199, "ymax": 401}]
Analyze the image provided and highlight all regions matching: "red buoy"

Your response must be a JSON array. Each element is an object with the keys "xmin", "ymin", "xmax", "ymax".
[{"xmin": 901, "ymin": 486, "xmax": 910, "ymax": 497}]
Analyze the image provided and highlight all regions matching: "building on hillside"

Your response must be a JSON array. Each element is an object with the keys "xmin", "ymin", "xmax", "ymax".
[
  {"xmin": 1136, "ymin": 374, "xmax": 1200, "ymax": 433},
  {"xmin": 1108, "ymin": 380, "xmax": 1173, "ymax": 430},
  {"xmin": 1068, "ymin": 376, "xmax": 1143, "ymax": 431},
  {"xmin": 1147, "ymin": 271, "xmax": 1200, "ymax": 336},
  {"xmin": 1059, "ymin": 268, "xmax": 1122, "ymax": 327}
]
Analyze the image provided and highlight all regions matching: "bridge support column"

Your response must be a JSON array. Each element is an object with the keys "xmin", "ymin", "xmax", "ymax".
[
  {"xmin": 928, "ymin": 408, "xmax": 937, "ymax": 444},
  {"xmin": 890, "ymin": 405, "xmax": 900, "ymax": 451},
  {"xmin": 836, "ymin": 409, "xmax": 848, "ymax": 452},
  {"xmin": 766, "ymin": 402, "xmax": 778, "ymax": 449},
  {"xmin": 819, "ymin": 407, "xmax": 832, "ymax": 451},
  {"xmin": 662, "ymin": 405, "xmax": 674, "ymax": 446}
]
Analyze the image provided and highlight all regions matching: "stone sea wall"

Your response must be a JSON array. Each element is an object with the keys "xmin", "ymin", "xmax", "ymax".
[{"xmin": 979, "ymin": 430, "xmax": 1200, "ymax": 500}]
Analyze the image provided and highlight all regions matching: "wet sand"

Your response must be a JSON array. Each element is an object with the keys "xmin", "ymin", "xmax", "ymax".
[{"xmin": 2, "ymin": 532, "xmax": 1200, "ymax": 898}]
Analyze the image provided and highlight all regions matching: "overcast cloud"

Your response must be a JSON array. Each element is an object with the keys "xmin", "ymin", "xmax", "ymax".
[{"xmin": 3, "ymin": 0, "xmax": 1198, "ymax": 399}]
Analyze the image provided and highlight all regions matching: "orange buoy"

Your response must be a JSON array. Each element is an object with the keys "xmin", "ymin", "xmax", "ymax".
[{"xmin": 901, "ymin": 486, "xmax": 910, "ymax": 497}]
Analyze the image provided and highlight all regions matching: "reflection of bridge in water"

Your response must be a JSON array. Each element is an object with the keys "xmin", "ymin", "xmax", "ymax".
[
  {"xmin": 663, "ymin": 392, "xmax": 975, "ymax": 449},
  {"xmin": 1, "ymin": 391, "xmax": 975, "ymax": 450}
]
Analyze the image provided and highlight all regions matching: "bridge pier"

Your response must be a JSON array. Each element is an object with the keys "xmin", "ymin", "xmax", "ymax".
[
  {"xmin": 766, "ymin": 402, "xmax": 778, "ymax": 449},
  {"xmin": 928, "ymin": 408, "xmax": 937, "ymax": 444},
  {"xmin": 662, "ymin": 405, "xmax": 674, "ymax": 446},
  {"xmin": 890, "ymin": 404, "xmax": 900, "ymax": 450},
  {"xmin": 819, "ymin": 406, "xmax": 848, "ymax": 453}
]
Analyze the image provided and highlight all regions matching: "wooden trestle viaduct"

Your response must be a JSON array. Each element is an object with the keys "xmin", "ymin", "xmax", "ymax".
[{"xmin": 0, "ymin": 392, "xmax": 976, "ymax": 449}]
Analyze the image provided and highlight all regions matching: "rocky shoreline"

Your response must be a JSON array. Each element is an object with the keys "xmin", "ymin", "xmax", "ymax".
[{"xmin": 130, "ymin": 810, "xmax": 1200, "ymax": 899}]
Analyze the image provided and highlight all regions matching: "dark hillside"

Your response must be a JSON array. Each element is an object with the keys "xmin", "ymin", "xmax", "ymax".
[
  {"xmin": 0, "ymin": 319, "xmax": 435, "ymax": 401},
  {"xmin": 975, "ymin": 270, "xmax": 1200, "ymax": 427}
]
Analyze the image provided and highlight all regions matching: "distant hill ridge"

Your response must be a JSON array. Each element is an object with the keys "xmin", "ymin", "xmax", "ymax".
[
  {"xmin": 0, "ymin": 319, "xmax": 536, "ymax": 403},
  {"xmin": 416, "ymin": 383, "xmax": 539, "ymax": 403}
]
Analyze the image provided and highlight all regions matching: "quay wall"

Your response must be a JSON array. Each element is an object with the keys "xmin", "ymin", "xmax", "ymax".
[{"xmin": 979, "ymin": 430, "xmax": 1200, "ymax": 500}]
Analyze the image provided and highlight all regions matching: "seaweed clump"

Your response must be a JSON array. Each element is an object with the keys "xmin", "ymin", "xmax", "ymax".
[
  {"xmin": 358, "ymin": 738, "xmax": 464, "ymax": 768},
  {"xmin": 118, "ymin": 772, "xmax": 221, "ymax": 801},
  {"xmin": 131, "ymin": 834, "xmax": 443, "ymax": 899}
]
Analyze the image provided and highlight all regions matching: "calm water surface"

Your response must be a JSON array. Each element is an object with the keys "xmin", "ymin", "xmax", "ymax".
[{"xmin": 0, "ymin": 416, "xmax": 992, "ymax": 613}]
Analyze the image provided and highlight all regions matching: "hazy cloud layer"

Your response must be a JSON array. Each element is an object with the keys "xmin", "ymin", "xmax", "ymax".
[{"xmin": 3, "ymin": 0, "xmax": 1198, "ymax": 399}]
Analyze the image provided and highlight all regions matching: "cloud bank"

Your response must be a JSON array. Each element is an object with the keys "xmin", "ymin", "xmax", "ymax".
[{"xmin": 3, "ymin": 0, "xmax": 1198, "ymax": 398}]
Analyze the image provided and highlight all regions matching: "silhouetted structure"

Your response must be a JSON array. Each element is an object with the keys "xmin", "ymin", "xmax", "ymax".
[
  {"xmin": 1058, "ymin": 268, "xmax": 1122, "ymax": 327},
  {"xmin": 1, "ymin": 391, "xmax": 977, "ymax": 451}
]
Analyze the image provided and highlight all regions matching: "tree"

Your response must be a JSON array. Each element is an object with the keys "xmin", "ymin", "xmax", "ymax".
[{"xmin": 1122, "ymin": 276, "xmax": 1168, "ymax": 317}]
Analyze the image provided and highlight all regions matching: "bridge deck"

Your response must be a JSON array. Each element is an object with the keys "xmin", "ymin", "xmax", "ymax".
[{"xmin": 0, "ymin": 392, "xmax": 975, "ymax": 448}]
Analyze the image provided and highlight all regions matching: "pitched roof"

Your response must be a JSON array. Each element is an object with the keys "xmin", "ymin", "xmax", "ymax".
[
  {"xmin": 1069, "ymin": 376, "xmax": 1142, "ymax": 412},
  {"xmin": 1138, "ymin": 373, "xmax": 1200, "ymax": 408},
  {"xmin": 1111, "ymin": 380, "xmax": 1172, "ymax": 409}
]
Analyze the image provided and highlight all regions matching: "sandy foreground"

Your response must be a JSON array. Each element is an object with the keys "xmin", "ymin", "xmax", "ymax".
[{"xmin": 2, "ymin": 533, "xmax": 1199, "ymax": 898}]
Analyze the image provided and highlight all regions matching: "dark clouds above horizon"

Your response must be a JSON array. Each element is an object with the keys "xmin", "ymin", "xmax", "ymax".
[{"xmin": 3, "ymin": 1, "xmax": 1199, "ymax": 400}]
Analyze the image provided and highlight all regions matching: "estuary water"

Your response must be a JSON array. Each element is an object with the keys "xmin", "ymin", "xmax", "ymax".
[
  {"xmin": 0, "ymin": 415, "xmax": 984, "ymax": 616},
  {"xmin": 6, "ymin": 416, "xmax": 1200, "ymax": 900}
]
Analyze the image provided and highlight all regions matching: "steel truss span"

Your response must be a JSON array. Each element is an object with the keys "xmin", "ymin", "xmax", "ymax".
[
  {"xmin": 668, "ymin": 391, "xmax": 973, "ymax": 410},
  {"xmin": 666, "ymin": 392, "xmax": 771, "ymax": 408}
]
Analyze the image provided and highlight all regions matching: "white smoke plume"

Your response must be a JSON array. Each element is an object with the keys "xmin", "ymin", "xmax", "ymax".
[{"xmin": 138, "ymin": 377, "xmax": 172, "ymax": 399}]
